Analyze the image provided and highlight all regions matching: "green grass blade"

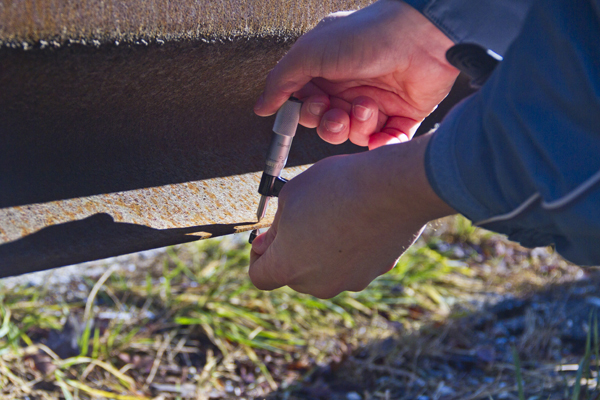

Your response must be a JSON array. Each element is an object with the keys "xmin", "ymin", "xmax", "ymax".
[
  {"xmin": 512, "ymin": 345, "xmax": 525, "ymax": 400},
  {"xmin": 79, "ymin": 321, "xmax": 91, "ymax": 357},
  {"xmin": 572, "ymin": 312, "xmax": 593, "ymax": 400},
  {"xmin": 0, "ymin": 305, "xmax": 11, "ymax": 340},
  {"xmin": 594, "ymin": 311, "xmax": 599, "ymax": 389},
  {"xmin": 91, "ymin": 326, "xmax": 101, "ymax": 359}
]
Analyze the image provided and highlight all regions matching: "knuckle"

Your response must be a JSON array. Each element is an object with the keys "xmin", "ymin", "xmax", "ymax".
[
  {"xmin": 317, "ymin": 128, "xmax": 348, "ymax": 145},
  {"xmin": 277, "ymin": 185, "xmax": 291, "ymax": 203},
  {"xmin": 321, "ymin": 10, "xmax": 354, "ymax": 23},
  {"xmin": 263, "ymin": 247, "xmax": 289, "ymax": 285},
  {"xmin": 248, "ymin": 269, "xmax": 265, "ymax": 289},
  {"xmin": 353, "ymin": 95, "xmax": 374, "ymax": 106},
  {"xmin": 265, "ymin": 265, "xmax": 289, "ymax": 288},
  {"xmin": 316, "ymin": 281, "xmax": 346, "ymax": 299},
  {"xmin": 314, "ymin": 288, "xmax": 341, "ymax": 299},
  {"xmin": 294, "ymin": 285, "xmax": 338, "ymax": 299},
  {"xmin": 248, "ymin": 244, "xmax": 289, "ymax": 290},
  {"xmin": 349, "ymin": 282, "xmax": 370, "ymax": 293}
]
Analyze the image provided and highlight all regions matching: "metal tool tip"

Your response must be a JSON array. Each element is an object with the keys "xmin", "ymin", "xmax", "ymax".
[
  {"xmin": 249, "ymin": 229, "xmax": 258, "ymax": 244},
  {"xmin": 256, "ymin": 195, "xmax": 269, "ymax": 222}
]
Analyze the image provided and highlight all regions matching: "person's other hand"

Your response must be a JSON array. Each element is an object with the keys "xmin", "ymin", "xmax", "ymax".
[
  {"xmin": 248, "ymin": 135, "xmax": 455, "ymax": 298},
  {"xmin": 254, "ymin": 0, "xmax": 458, "ymax": 149}
]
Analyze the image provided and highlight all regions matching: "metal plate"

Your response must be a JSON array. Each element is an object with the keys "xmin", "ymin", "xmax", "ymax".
[
  {"xmin": 0, "ymin": 39, "xmax": 367, "ymax": 276},
  {"xmin": 0, "ymin": 35, "xmax": 474, "ymax": 277},
  {"xmin": 0, "ymin": 166, "xmax": 308, "ymax": 277}
]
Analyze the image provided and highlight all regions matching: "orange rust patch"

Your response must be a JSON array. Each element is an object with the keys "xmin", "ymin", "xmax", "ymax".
[{"xmin": 0, "ymin": 165, "xmax": 310, "ymax": 244}]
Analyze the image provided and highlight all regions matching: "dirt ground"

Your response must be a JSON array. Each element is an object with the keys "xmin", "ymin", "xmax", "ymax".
[{"xmin": 1, "ymin": 219, "xmax": 599, "ymax": 400}]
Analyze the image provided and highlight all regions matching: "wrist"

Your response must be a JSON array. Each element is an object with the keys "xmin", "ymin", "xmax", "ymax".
[
  {"xmin": 354, "ymin": 133, "xmax": 456, "ymax": 226},
  {"xmin": 384, "ymin": 0, "xmax": 456, "ymax": 71}
]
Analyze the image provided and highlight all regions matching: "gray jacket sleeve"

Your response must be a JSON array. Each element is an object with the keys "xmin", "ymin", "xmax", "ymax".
[
  {"xmin": 424, "ymin": 0, "xmax": 600, "ymax": 265},
  {"xmin": 402, "ymin": 0, "xmax": 535, "ymax": 56}
]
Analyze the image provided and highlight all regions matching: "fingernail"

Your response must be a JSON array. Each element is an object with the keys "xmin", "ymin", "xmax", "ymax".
[
  {"xmin": 398, "ymin": 134, "xmax": 409, "ymax": 142},
  {"xmin": 353, "ymin": 104, "xmax": 372, "ymax": 121},
  {"xmin": 386, "ymin": 137, "xmax": 402, "ymax": 145},
  {"xmin": 324, "ymin": 120, "xmax": 344, "ymax": 133},
  {"xmin": 308, "ymin": 102, "xmax": 327, "ymax": 116},
  {"xmin": 254, "ymin": 95, "xmax": 264, "ymax": 111}
]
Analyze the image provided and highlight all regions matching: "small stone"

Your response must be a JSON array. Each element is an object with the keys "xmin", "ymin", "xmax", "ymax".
[
  {"xmin": 346, "ymin": 392, "xmax": 361, "ymax": 400},
  {"xmin": 435, "ymin": 384, "xmax": 456, "ymax": 396}
]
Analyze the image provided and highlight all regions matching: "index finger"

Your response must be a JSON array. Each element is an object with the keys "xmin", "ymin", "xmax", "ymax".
[
  {"xmin": 249, "ymin": 238, "xmax": 286, "ymax": 291},
  {"xmin": 254, "ymin": 45, "xmax": 313, "ymax": 117},
  {"xmin": 249, "ymin": 210, "xmax": 286, "ymax": 290},
  {"xmin": 368, "ymin": 116, "xmax": 421, "ymax": 150}
]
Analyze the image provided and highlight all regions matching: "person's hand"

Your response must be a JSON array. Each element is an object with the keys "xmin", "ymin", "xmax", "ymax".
[
  {"xmin": 254, "ymin": 0, "xmax": 458, "ymax": 149},
  {"xmin": 248, "ymin": 134, "xmax": 455, "ymax": 298}
]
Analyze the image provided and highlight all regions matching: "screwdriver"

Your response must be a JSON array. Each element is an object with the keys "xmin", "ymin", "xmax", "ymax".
[{"xmin": 249, "ymin": 97, "xmax": 303, "ymax": 244}]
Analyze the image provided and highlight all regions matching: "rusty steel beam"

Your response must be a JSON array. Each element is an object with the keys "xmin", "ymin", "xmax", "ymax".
[
  {"xmin": 0, "ymin": 3, "xmax": 475, "ymax": 278},
  {"xmin": 0, "ymin": 166, "xmax": 309, "ymax": 277},
  {"xmin": 0, "ymin": 39, "xmax": 366, "ymax": 277},
  {"xmin": 0, "ymin": 0, "xmax": 374, "ymax": 45}
]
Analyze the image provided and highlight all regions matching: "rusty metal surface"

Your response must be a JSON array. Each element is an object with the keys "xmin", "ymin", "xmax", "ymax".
[
  {"xmin": 0, "ymin": 39, "xmax": 367, "ymax": 277},
  {"xmin": 0, "ymin": 36, "xmax": 474, "ymax": 278},
  {"xmin": 0, "ymin": 0, "xmax": 374, "ymax": 46},
  {"xmin": 0, "ymin": 166, "xmax": 307, "ymax": 277}
]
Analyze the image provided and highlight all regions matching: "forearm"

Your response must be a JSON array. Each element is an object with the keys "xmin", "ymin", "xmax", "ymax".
[
  {"xmin": 355, "ymin": 133, "xmax": 456, "ymax": 228},
  {"xmin": 425, "ymin": 0, "xmax": 600, "ymax": 265},
  {"xmin": 401, "ymin": 0, "xmax": 536, "ymax": 56}
]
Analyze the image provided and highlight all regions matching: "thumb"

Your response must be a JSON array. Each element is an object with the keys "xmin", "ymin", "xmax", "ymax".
[
  {"xmin": 249, "ymin": 208, "xmax": 284, "ymax": 290},
  {"xmin": 248, "ymin": 226, "xmax": 284, "ymax": 290},
  {"xmin": 251, "ymin": 225, "xmax": 277, "ymax": 256},
  {"xmin": 254, "ymin": 47, "xmax": 312, "ymax": 117}
]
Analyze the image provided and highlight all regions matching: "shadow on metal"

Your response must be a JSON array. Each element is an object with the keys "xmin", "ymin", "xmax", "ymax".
[
  {"xmin": 0, "ymin": 213, "xmax": 258, "ymax": 278},
  {"xmin": 0, "ymin": 40, "xmax": 362, "ymax": 208}
]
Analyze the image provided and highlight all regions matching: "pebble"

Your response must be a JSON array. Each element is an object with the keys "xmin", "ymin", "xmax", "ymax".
[
  {"xmin": 346, "ymin": 392, "xmax": 361, "ymax": 400},
  {"xmin": 0, "ymin": 247, "xmax": 167, "ymax": 290},
  {"xmin": 435, "ymin": 384, "xmax": 455, "ymax": 396}
]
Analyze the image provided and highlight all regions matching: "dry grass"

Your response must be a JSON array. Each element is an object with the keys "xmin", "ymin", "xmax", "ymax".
[
  {"xmin": 0, "ymin": 0, "xmax": 374, "ymax": 45},
  {"xmin": 0, "ymin": 216, "xmax": 597, "ymax": 399}
]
